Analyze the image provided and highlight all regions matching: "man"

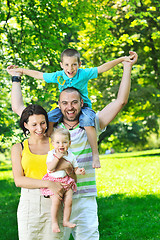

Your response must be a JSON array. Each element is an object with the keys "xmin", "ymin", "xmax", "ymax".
[{"xmin": 7, "ymin": 51, "xmax": 138, "ymax": 240}]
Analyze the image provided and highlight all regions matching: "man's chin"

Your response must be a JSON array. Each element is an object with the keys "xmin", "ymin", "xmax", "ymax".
[{"xmin": 65, "ymin": 116, "xmax": 79, "ymax": 122}]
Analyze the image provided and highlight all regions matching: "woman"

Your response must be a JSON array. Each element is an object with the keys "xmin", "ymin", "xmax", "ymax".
[{"xmin": 9, "ymin": 70, "xmax": 74, "ymax": 240}]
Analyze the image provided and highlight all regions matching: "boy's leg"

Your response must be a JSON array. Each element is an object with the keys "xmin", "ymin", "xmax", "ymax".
[
  {"xmin": 50, "ymin": 195, "xmax": 62, "ymax": 233},
  {"xmin": 63, "ymin": 189, "xmax": 76, "ymax": 228},
  {"xmin": 47, "ymin": 107, "xmax": 63, "ymax": 137},
  {"xmin": 84, "ymin": 126, "xmax": 100, "ymax": 168},
  {"xmin": 80, "ymin": 107, "xmax": 100, "ymax": 168}
]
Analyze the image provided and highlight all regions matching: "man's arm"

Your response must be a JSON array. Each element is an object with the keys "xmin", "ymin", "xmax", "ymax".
[
  {"xmin": 98, "ymin": 51, "xmax": 138, "ymax": 129},
  {"xmin": 11, "ymin": 82, "xmax": 25, "ymax": 116},
  {"xmin": 97, "ymin": 54, "xmax": 135, "ymax": 74},
  {"xmin": 7, "ymin": 66, "xmax": 25, "ymax": 116}
]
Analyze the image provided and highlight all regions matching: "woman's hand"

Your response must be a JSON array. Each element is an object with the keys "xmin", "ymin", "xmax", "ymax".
[{"xmin": 47, "ymin": 181, "xmax": 65, "ymax": 200}]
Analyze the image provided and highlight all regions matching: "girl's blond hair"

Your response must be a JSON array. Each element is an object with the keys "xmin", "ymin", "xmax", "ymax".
[{"xmin": 51, "ymin": 128, "xmax": 70, "ymax": 141}]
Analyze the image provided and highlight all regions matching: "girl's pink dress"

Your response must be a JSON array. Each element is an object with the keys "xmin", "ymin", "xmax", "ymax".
[{"xmin": 41, "ymin": 173, "xmax": 77, "ymax": 196}]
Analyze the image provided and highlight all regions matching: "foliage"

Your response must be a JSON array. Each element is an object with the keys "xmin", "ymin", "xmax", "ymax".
[{"xmin": 0, "ymin": 0, "xmax": 160, "ymax": 151}]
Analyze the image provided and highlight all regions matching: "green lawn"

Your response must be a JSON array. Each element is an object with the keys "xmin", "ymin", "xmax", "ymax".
[
  {"xmin": 96, "ymin": 149, "xmax": 160, "ymax": 240},
  {"xmin": 0, "ymin": 149, "xmax": 160, "ymax": 240}
]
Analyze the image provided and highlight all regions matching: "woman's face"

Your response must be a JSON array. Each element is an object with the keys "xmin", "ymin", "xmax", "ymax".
[{"xmin": 24, "ymin": 114, "xmax": 47, "ymax": 137}]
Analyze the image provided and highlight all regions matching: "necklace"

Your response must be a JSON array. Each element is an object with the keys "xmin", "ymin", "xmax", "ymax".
[{"xmin": 63, "ymin": 121, "xmax": 79, "ymax": 130}]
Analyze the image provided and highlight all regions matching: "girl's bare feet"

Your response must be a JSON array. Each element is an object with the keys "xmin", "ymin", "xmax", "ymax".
[
  {"xmin": 63, "ymin": 221, "xmax": 76, "ymax": 228},
  {"xmin": 52, "ymin": 222, "xmax": 61, "ymax": 233}
]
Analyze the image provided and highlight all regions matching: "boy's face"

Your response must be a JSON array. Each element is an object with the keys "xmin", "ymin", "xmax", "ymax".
[
  {"xmin": 52, "ymin": 133, "xmax": 71, "ymax": 154},
  {"xmin": 60, "ymin": 56, "xmax": 81, "ymax": 78}
]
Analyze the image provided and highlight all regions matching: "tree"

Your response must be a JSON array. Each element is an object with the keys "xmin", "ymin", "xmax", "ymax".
[{"xmin": 0, "ymin": 0, "xmax": 159, "ymax": 153}]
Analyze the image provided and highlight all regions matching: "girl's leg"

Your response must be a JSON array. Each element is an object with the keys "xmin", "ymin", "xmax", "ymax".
[
  {"xmin": 63, "ymin": 189, "xmax": 76, "ymax": 228},
  {"xmin": 84, "ymin": 126, "xmax": 101, "ymax": 168},
  {"xmin": 50, "ymin": 195, "xmax": 62, "ymax": 233}
]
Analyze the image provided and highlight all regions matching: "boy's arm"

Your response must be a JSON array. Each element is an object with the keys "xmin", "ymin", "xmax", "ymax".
[
  {"xmin": 7, "ymin": 66, "xmax": 44, "ymax": 79},
  {"xmin": 21, "ymin": 68, "xmax": 44, "ymax": 79},
  {"xmin": 97, "ymin": 54, "xmax": 135, "ymax": 74}
]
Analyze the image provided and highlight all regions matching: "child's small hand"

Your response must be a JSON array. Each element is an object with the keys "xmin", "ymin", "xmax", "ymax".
[
  {"xmin": 55, "ymin": 152, "xmax": 65, "ymax": 160},
  {"xmin": 123, "ymin": 54, "xmax": 135, "ymax": 63},
  {"xmin": 123, "ymin": 51, "xmax": 138, "ymax": 66},
  {"xmin": 76, "ymin": 167, "xmax": 85, "ymax": 175},
  {"xmin": 7, "ymin": 65, "xmax": 23, "ymax": 76},
  {"xmin": 80, "ymin": 168, "xmax": 85, "ymax": 175}
]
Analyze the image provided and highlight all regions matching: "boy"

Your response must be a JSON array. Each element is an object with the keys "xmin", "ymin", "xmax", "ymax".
[{"xmin": 11, "ymin": 49, "xmax": 134, "ymax": 168}]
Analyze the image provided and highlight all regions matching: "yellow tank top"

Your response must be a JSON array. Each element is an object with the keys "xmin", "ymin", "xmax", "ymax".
[{"xmin": 21, "ymin": 138, "xmax": 53, "ymax": 179}]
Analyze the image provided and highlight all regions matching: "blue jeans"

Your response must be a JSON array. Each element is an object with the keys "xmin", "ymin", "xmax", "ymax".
[{"xmin": 47, "ymin": 106, "xmax": 96, "ymax": 127}]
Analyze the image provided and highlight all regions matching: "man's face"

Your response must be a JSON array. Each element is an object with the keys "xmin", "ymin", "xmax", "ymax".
[
  {"xmin": 60, "ymin": 56, "xmax": 81, "ymax": 78},
  {"xmin": 58, "ymin": 90, "xmax": 83, "ymax": 122}
]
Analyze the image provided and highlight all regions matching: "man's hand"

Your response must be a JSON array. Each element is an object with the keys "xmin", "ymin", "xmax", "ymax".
[{"xmin": 123, "ymin": 51, "xmax": 138, "ymax": 66}]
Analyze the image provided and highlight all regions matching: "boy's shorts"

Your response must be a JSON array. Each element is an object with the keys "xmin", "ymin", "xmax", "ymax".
[{"xmin": 47, "ymin": 105, "xmax": 96, "ymax": 127}]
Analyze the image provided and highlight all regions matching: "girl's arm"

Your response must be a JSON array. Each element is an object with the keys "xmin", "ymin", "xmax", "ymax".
[
  {"xmin": 47, "ymin": 152, "xmax": 66, "ymax": 172},
  {"xmin": 46, "ymin": 154, "xmax": 61, "ymax": 172},
  {"xmin": 11, "ymin": 143, "xmax": 64, "ymax": 199}
]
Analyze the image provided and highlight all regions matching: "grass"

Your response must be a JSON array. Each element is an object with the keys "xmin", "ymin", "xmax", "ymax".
[
  {"xmin": 96, "ymin": 149, "xmax": 160, "ymax": 240},
  {"xmin": 0, "ymin": 162, "xmax": 20, "ymax": 240},
  {"xmin": 0, "ymin": 149, "xmax": 160, "ymax": 240}
]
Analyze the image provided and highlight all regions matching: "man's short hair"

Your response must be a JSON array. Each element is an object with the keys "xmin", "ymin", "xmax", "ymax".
[
  {"xmin": 59, "ymin": 87, "xmax": 82, "ymax": 101},
  {"xmin": 61, "ymin": 49, "xmax": 80, "ymax": 63}
]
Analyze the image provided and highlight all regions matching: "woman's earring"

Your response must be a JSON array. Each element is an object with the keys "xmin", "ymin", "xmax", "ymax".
[{"xmin": 26, "ymin": 130, "xmax": 30, "ymax": 136}]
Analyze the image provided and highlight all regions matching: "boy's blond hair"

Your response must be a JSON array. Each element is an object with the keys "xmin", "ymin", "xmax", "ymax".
[{"xmin": 51, "ymin": 128, "xmax": 71, "ymax": 141}]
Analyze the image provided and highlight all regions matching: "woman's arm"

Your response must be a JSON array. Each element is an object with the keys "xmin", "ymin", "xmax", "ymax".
[{"xmin": 11, "ymin": 143, "xmax": 64, "ymax": 199}]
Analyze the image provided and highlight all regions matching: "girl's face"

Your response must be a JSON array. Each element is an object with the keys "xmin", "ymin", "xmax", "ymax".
[
  {"xmin": 24, "ymin": 114, "xmax": 47, "ymax": 138},
  {"xmin": 52, "ymin": 133, "xmax": 71, "ymax": 154}
]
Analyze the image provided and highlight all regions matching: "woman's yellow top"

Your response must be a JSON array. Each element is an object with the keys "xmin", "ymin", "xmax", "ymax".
[{"xmin": 21, "ymin": 138, "xmax": 53, "ymax": 179}]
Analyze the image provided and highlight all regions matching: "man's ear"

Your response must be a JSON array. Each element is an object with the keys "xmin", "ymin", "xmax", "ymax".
[
  {"xmin": 60, "ymin": 62, "xmax": 63, "ymax": 69},
  {"xmin": 81, "ymin": 98, "xmax": 84, "ymax": 107},
  {"xmin": 58, "ymin": 101, "xmax": 61, "ymax": 109}
]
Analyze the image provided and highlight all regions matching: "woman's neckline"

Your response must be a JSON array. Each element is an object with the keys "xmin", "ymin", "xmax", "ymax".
[{"xmin": 26, "ymin": 137, "xmax": 50, "ymax": 155}]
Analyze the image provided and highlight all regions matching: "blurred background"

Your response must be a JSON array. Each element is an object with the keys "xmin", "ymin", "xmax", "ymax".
[{"xmin": 0, "ymin": 0, "xmax": 159, "ymax": 158}]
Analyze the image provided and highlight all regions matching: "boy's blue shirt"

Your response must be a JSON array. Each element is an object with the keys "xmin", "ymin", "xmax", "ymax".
[{"xmin": 43, "ymin": 67, "xmax": 98, "ymax": 108}]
